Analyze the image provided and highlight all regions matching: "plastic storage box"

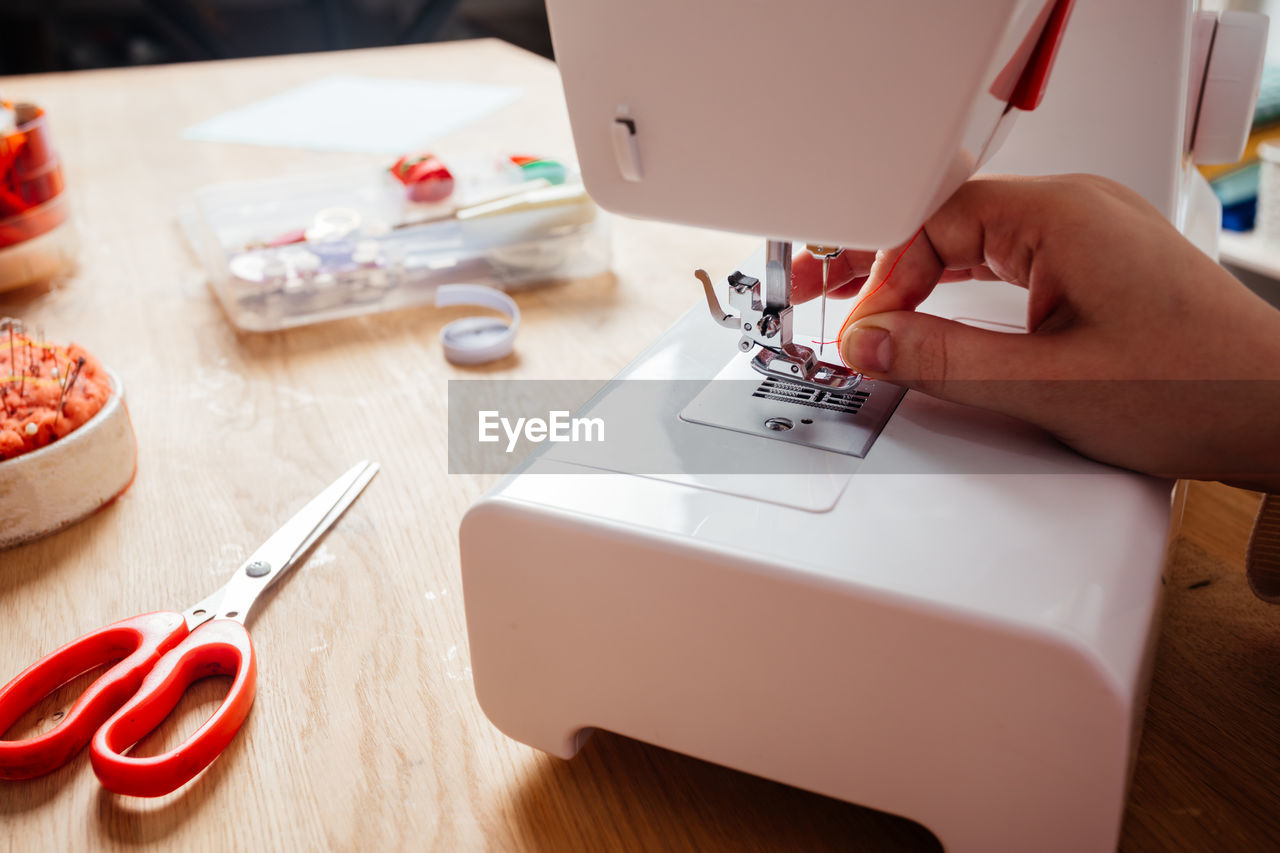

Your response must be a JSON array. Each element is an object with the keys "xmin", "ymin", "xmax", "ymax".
[{"xmin": 181, "ymin": 157, "xmax": 611, "ymax": 331}]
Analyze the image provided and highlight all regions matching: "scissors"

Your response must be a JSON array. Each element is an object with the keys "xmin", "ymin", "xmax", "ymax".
[{"xmin": 0, "ymin": 460, "xmax": 379, "ymax": 797}]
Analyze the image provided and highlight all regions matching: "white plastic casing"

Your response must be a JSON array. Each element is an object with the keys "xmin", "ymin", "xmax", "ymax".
[
  {"xmin": 1191, "ymin": 10, "xmax": 1269, "ymax": 166},
  {"xmin": 461, "ymin": 280, "xmax": 1173, "ymax": 853},
  {"xmin": 978, "ymin": 0, "xmax": 1199, "ymax": 219},
  {"xmin": 545, "ymin": 0, "xmax": 1057, "ymax": 250}
]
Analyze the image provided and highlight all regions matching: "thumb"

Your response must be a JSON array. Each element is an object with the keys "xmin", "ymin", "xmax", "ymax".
[{"xmin": 839, "ymin": 310, "xmax": 1054, "ymax": 415}]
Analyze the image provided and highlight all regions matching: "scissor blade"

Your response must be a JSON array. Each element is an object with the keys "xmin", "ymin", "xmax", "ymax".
[
  {"xmin": 240, "ymin": 460, "xmax": 377, "ymax": 587},
  {"xmin": 289, "ymin": 461, "xmax": 380, "ymax": 564},
  {"xmin": 256, "ymin": 460, "xmax": 379, "ymax": 577},
  {"xmin": 182, "ymin": 461, "xmax": 379, "ymax": 628}
]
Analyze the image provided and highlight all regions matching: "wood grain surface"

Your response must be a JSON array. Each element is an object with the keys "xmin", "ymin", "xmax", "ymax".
[{"xmin": 1, "ymin": 41, "xmax": 1276, "ymax": 853}]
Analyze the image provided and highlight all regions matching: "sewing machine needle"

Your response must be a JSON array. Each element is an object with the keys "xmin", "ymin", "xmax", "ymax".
[{"xmin": 820, "ymin": 256, "xmax": 829, "ymax": 357}]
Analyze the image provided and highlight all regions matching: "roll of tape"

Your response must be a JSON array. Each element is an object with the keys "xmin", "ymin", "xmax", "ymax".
[{"xmin": 435, "ymin": 284, "xmax": 520, "ymax": 365}]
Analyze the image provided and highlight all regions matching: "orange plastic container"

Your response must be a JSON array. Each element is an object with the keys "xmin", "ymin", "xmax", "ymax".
[{"xmin": 0, "ymin": 102, "xmax": 76, "ymax": 291}]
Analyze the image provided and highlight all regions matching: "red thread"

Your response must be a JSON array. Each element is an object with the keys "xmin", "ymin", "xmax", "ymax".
[{"xmin": 831, "ymin": 228, "xmax": 923, "ymax": 367}]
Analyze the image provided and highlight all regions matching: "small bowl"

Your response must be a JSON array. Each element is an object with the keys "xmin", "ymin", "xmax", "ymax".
[{"xmin": 0, "ymin": 368, "xmax": 137, "ymax": 549}]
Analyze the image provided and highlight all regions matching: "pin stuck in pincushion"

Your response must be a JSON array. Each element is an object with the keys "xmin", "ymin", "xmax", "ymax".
[{"xmin": 1, "ymin": 322, "xmax": 110, "ymax": 461}]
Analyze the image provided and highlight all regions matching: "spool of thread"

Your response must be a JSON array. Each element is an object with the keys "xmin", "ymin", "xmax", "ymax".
[{"xmin": 1256, "ymin": 140, "xmax": 1280, "ymax": 243}]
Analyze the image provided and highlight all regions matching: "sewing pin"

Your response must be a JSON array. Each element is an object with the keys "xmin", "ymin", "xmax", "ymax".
[
  {"xmin": 4, "ymin": 319, "xmax": 13, "ymax": 385},
  {"xmin": 2, "ymin": 319, "xmax": 14, "ymax": 415},
  {"xmin": 18, "ymin": 330, "xmax": 27, "ymax": 397},
  {"xmin": 54, "ymin": 358, "xmax": 68, "ymax": 426},
  {"xmin": 4, "ymin": 317, "xmax": 18, "ymax": 374},
  {"xmin": 56, "ymin": 355, "xmax": 85, "ymax": 428}
]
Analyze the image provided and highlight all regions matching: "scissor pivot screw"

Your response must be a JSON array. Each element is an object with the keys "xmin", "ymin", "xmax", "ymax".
[{"xmin": 247, "ymin": 560, "xmax": 271, "ymax": 577}]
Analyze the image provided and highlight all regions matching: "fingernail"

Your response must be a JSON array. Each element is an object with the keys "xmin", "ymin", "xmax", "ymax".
[{"xmin": 842, "ymin": 323, "xmax": 892, "ymax": 373}]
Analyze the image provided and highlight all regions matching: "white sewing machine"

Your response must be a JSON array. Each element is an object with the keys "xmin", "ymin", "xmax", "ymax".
[{"xmin": 460, "ymin": 2, "xmax": 1266, "ymax": 850}]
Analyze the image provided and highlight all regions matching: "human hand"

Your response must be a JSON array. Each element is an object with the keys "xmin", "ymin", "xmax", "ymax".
[{"xmin": 790, "ymin": 174, "xmax": 1280, "ymax": 491}]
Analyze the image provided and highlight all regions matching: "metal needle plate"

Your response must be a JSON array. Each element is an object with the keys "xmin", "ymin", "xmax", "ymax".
[{"xmin": 680, "ymin": 352, "xmax": 905, "ymax": 458}]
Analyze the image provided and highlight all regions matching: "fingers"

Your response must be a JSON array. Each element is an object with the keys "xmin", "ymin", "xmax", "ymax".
[
  {"xmin": 843, "ymin": 176, "xmax": 1047, "ymax": 329},
  {"xmin": 791, "ymin": 248, "xmax": 995, "ymax": 308},
  {"xmin": 843, "ymin": 228, "xmax": 940, "ymax": 325},
  {"xmin": 839, "ymin": 309, "xmax": 1064, "ymax": 420},
  {"xmin": 791, "ymin": 172, "xmax": 1032, "ymax": 309},
  {"xmin": 939, "ymin": 266, "xmax": 1001, "ymax": 283},
  {"xmin": 790, "ymin": 249, "xmax": 878, "ymax": 304}
]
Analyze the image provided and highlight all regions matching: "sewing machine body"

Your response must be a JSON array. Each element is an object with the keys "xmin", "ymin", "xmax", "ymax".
[
  {"xmin": 461, "ymin": 1, "xmax": 1266, "ymax": 849},
  {"xmin": 462, "ymin": 275, "xmax": 1172, "ymax": 852}
]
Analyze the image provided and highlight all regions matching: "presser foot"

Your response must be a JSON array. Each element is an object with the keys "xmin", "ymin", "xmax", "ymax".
[
  {"xmin": 750, "ymin": 345, "xmax": 862, "ymax": 391},
  {"xmin": 694, "ymin": 266, "xmax": 862, "ymax": 392}
]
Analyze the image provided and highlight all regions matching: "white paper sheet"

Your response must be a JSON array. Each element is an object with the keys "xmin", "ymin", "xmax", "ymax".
[{"xmin": 182, "ymin": 75, "xmax": 522, "ymax": 153}]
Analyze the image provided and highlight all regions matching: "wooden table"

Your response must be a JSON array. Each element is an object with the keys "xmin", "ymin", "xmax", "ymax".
[{"xmin": 1, "ymin": 41, "xmax": 1276, "ymax": 852}]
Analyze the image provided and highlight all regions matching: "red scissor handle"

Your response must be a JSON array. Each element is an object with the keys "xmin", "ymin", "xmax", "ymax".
[
  {"xmin": 0, "ymin": 611, "xmax": 189, "ymax": 780},
  {"xmin": 90, "ymin": 619, "xmax": 257, "ymax": 797}
]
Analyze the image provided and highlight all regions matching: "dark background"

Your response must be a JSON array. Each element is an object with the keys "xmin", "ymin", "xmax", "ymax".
[{"xmin": 0, "ymin": 0, "xmax": 552, "ymax": 75}]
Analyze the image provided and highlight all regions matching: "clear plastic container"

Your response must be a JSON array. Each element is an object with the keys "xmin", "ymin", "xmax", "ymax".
[{"xmin": 180, "ymin": 158, "xmax": 611, "ymax": 332}]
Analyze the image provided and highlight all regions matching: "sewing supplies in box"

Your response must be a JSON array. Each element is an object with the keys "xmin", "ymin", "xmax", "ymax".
[
  {"xmin": 0, "ymin": 102, "xmax": 77, "ymax": 291},
  {"xmin": 181, "ymin": 153, "xmax": 610, "ymax": 332}
]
